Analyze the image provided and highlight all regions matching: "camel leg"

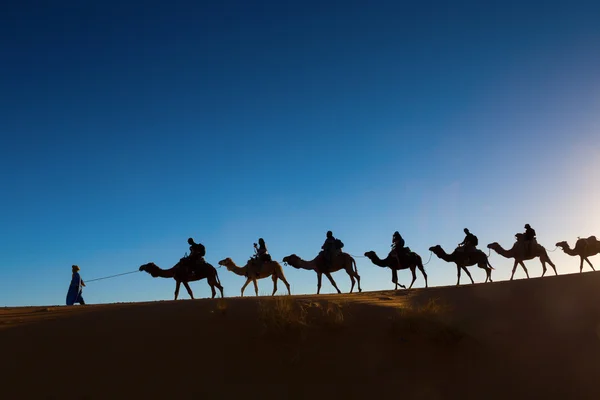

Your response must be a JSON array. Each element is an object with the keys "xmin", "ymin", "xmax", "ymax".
[
  {"xmin": 519, "ymin": 261, "xmax": 530, "ymax": 278},
  {"xmin": 355, "ymin": 271, "xmax": 362, "ymax": 292},
  {"xmin": 462, "ymin": 266, "xmax": 474, "ymax": 284},
  {"xmin": 538, "ymin": 259, "xmax": 548, "ymax": 277},
  {"xmin": 240, "ymin": 278, "xmax": 252, "ymax": 297},
  {"xmin": 207, "ymin": 278, "xmax": 216, "ymax": 298},
  {"xmin": 584, "ymin": 257, "xmax": 595, "ymax": 271},
  {"xmin": 479, "ymin": 262, "xmax": 490, "ymax": 283},
  {"xmin": 182, "ymin": 282, "xmax": 194, "ymax": 299},
  {"xmin": 174, "ymin": 280, "xmax": 181, "ymax": 300},
  {"xmin": 346, "ymin": 269, "xmax": 356, "ymax": 293},
  {"xmin": 316, "ymin": 272, "xmax": 323, "ymax": 294},
  {"xmin": 391, "ymin": 269, "xmax": 398, "ymax": 289},
  {"xmin": 486, "ymin": 259, "xmax": 494, "ymax": 283},
  {"xmin": 324, "ymin": 272, "xmax": 342, "ymax": 294},
  {"xmin": 456, "ymin": 266, "xmax": 461, "ymax": 286},
  {"xmin": 274, "ymin": 269, "xmax": 291, "ymax": 295},
  {"xmin": 408, "ymin": 267, "xmax": 417, "ymax": 289},
  {"xmin": 543, "ymin": 255, "xmax": 558, "ymax": 275},
  {"xmin": 510, "ymin": 261, "xmax": 519, "ymax": 280},
  {"xmin": 209, "ymin": 274, "xmax": 225, "ymax": 298},
  {"xmin": 417, "ymin": 264, "xmax": 428, "ymax": 288},
  {"xmin": 271, "ymin": 275, "xmax": 278, "ymax": 296},
  {"xmin": 253, "ymin": 279, "xmax": 259, "ymax": 296}
]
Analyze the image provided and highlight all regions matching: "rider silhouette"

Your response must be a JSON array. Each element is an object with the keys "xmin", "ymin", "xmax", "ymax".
[
  {"xmin": 523, "ymin": 224, "xmax": 536, "ymax": 256},
  {"xmin": 187, "ymin": 238, "xmax": 206, "ymax": 274},
  {"xmin": 458, "ymin": 228, "xmax": 478, "ymax": 253},
  {"xmin": 391, "ymin": 231, "xmax": 406, "ymax": 261},
  {"xmin": 251, "ymin": 238, "xmax": 271, "ymax": 278},
  {"xmin": 321, "ymin": 231, "xmax": 341, "ymax": 270}
]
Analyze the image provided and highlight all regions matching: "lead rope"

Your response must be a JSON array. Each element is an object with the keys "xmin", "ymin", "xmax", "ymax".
[{"xmin": 85, "ymin": 270, "xmax": 141, "ymax": 283}]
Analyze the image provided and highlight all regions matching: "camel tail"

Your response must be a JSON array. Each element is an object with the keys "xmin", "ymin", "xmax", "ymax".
[
  {"xmin": 487, "ymin": 259, "xmax": 495, "ymax": 270},
  {"xmin": 352, "ymin": 256, "xmax": 358, "ymax": 274}
]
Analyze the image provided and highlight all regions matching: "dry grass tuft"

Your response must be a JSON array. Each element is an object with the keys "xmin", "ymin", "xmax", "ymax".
[
  {"xmin": 390, "ymin": 297, "xmax": 465, "ymax": 346},
  {"xmin": 258, "ymin": 296, "xmax": 308, "ymax": 334},
  {"xmin": 215, "ymin": 298, "xmax": 228, "ymax": 315},
  {"xmin": 257, "ymin": 297, "xmax": 348, "ymax": 337}
]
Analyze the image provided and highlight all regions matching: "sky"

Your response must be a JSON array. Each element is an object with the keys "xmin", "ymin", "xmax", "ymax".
[{"xmin": 1, "ymin": 0, "xmax": 599, "ymax": 306}]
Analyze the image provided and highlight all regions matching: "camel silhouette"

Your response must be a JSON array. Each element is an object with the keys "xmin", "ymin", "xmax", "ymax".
[
  {"xmin": 556, "ymin": 236, "xmax": 599, "ymax": 272},
  {"xmin": 139, "ymin": 258, "xmax": 224, "ymax": 300},
  {"xmin": 487, "ymin": 234, "xmax": 557, "ymax": 280},
  {"xmin": 363, "ymin": 249, "xmax": 427, "ymax": 289},
  {"xmin": 218, "ymin": 257, "xmax": 291, "ymax": 297},
  {"xmin": 429, "ymin": 245, "xmax": 493, "ymax": 285},
  {"xmin": 282, "ymin": 252, "xmax": 361, "ymax": 294}
]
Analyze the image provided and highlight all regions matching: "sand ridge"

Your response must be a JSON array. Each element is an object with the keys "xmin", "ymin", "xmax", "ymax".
[{"xmin": 1, "ymin": 271, "xmax": 600, "ymax": 399}]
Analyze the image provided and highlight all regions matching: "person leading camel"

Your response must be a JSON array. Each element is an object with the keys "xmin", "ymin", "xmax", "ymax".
[
  {"xmin": 66, "ymin": 265, "xmax": 86, "ymax": 306},
  {"xmin": 458, "ymin": 228, "xmax": 478, "ymax": 253}
]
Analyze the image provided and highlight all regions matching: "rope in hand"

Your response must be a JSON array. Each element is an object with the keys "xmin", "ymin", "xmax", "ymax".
[{"xmin": 85, "ymin": 270, "xmax": 141, "ymax": 283}]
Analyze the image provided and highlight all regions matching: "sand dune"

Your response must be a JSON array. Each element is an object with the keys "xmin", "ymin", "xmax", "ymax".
[{"xmin": 2, "ymin": 271, "xmax": 600, "ymax": 399}]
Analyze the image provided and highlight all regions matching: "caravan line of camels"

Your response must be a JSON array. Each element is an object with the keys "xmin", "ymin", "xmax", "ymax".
[{"xmin": 138, "ymin": 232, "xmax": 600, "ymax": 300}]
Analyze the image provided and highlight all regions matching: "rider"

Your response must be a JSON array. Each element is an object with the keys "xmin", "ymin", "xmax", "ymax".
[
  {"xmin": 523, "ymin": 224, "xmax": 536, "ymax": 256},
  {"xmin": 391, "ymin": 231, "xmax": 407, "ymax": 261},
  {"xmin": 187, "ymin": 238, "xmax": 206, "ymax": 274},
  {"xmin": 251, "ymin": 238, "xmax": 271, "ymax": 278},
  {"xmin": 321, "ymin": 231, "xmax": 341, "ymax": 270},
  {"xmin": 458, "ymin": 228, "xmax": 478, "ymax": 253}
]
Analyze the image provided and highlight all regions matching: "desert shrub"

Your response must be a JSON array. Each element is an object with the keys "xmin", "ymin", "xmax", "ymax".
[
  {"xmin": 257, "ymin": 297, "xmax": 347, "ymax": 336},
  {"xmin": 390, "ymin": 298, "xmax": 464, "ymax": 346}
]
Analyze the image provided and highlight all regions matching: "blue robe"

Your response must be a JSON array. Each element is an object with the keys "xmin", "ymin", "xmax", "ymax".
[{"xmin": 66, "ymin": 272, "xmax": 84, "ymax": 305}]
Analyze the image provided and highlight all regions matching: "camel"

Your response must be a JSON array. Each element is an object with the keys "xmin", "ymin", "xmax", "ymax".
[
  {"xmin": 281, "ymin": 252, "xmax": 361, "ymax": 294},
  {"xmin": 556, "ymin": 236, "xmax": 600, "ymax": 272},
  {"xmin": 429, "ymin": 245, "xmax": 494, "ymax": 285},
  {"xmin": 139, "ymin": 258, "xmax": 224, "ymax": 300},
  {"xmin": 487, "ymin": 234, "xmax": 557, "ymax": 280},
  {"xmin": 363, "ymin": 249, "xmax": 427, "ymax": 289},
  {"xmin": 217, "ymin": 257, "xmax": 291, "ymax": 297}
]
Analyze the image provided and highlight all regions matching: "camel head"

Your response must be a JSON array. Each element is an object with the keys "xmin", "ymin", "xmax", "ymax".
[
  {"xmin": 282, "ymin": 254, "xmax": 301, "ymax": 268},
  {"xmin": 218, "ymin": 258, "xmax": 235, "ymax": 271},
  {"xmin": 139, "ymin": 262, "xmax": 160, "ymax": 277},
  {"xmin": 555, "ymin": 241, "xmax": 568, "ymax": 248},
  {"xmin": 487, "ymin": 242, "xmax": 499, "ymax": 249},
  {"xmin": 363, "ymin": 251, "xmax": 376, "ymax": 259},
  {"xmin": 428, "ymin": 245, "xmax": 442, "ymax": 254}
]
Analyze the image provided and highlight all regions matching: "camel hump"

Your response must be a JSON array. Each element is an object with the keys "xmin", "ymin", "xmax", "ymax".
[{"xmin": 588, "ymin": 235, "xmax": 598, "ymax": 242}]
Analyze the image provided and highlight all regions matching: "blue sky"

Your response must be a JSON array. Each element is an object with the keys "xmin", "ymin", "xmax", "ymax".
[{"xmin": 1, "ymin": 1, "xmax": 599, "ymax": 306}]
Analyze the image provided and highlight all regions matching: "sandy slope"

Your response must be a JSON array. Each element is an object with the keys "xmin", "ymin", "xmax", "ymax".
[{"xmin": 2, "ymin": 272, "xmax": 600, "ymax": 399}]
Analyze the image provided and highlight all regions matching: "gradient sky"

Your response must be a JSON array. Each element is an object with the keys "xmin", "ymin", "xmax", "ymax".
[{"xmin": 1, "ymin": 1, "xmax": 599, "ymax": 306}]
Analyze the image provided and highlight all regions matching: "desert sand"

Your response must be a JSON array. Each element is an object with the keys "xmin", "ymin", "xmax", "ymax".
[{"xmin": 2, "ymin": 271, "xmax": 600, "ymax": 399}]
